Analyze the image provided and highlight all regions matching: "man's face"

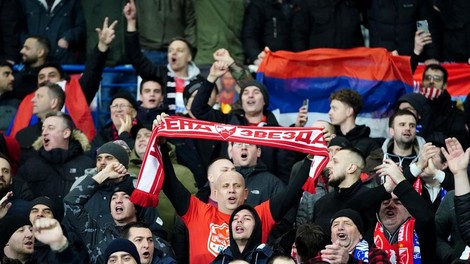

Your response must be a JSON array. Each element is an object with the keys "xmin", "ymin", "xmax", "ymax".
[
  {"xmin": 20, "ymin": 38, "xmax": 40, "ymax": 65},
  {"xmin": 128, "ymin": 227, "xmax": 154, "ymax": 264},
  {"xmin": 325, "ymin": 150, "xmax": 349, "ymax": 187},
  {"xmin": 107, "ymin": 251, "xmax": 138, "ymax": 264},
  {"xmin": 0, "ymin": 157, "xmax": 12, "ymax": 191},
  {"xmin": 215, "ymin": 171, "xmax": 248, "ymax": 214},
  {"xmin": 110, "ymin": 192, "xmax": 137, "ymax": 224},
  {"xmin": 379, "ymin": 194, "xmax": 411, "ymax": 233},
  {"xmin": 331, "ymin": 216, "xmax": 362, "ymax": 252},
  {"xmin": 110, "ymin": 98, "xmax": 136, "ymax": 128},
  {"xmin": 42, "ymin": 116, "xmax": 69, "ymax": 151},
  {"xmin": 32, "ymin": 86, "xmax": 55, "ymax": 117},
  {"xmin": 38, "ymin": 67, "xmax": 61, "ymax": 84},
  {"xmin": 241, "ymin": 86, "xmax": 265, "ymax": 115},
  {"xmin": 135, "ymin": 128, "xmax": 152, "ymax": 159},
  {"xmin": 229, "ymin": 142, "xmax": 260, "ymax": 167},
  {"xmin": 29, "ymin": 204, "xmax": 54, "ymax": 223},
  {"xmin": 140, "ymin": 81, "xmax": 163, "ymax": 109},
  {"xmin": 328, "ymin": 100, "xmax": 350, "ymax": 126},
  {"xmin": 7, "ymin": 225, "xmax": 35, "ymax": 256},
  {"xmin": 422, "ymin": 69, "xmax": 446, "ymax": 90},
  {"xmin": 96, "ymin": 154, "xmax": 119, "ymax": 171},
  {"xmin": 231, "ymin": 209, "xmax": 256, "ymax": 242},
  {"xmin": 167, "ymin": 40, "xmax": 192, "ymax": 72},
  {"xmin": 389, "ymin": 115, "xmax": 416, "ymax": 147},
  {"xmin": 0, "ymin": 66, "xmax": 14, "ymax": 93}
]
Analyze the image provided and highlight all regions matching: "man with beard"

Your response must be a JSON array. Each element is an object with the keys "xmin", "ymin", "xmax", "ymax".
[
  {"xmin": 12, "ymin": 36, "xmax": 50, "ymax": 100},
  {"xmin": 311, "ymin": 147, "xmax": 369, "ymax": 233},
  {"xmin": 0, "ymin": 60, "xmax": 18, "ymax": 131}
]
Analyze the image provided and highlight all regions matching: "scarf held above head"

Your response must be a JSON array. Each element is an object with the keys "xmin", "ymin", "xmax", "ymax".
[{"xmin": 130, "ymin": 116, "xmax": 330, "ymax": 207}]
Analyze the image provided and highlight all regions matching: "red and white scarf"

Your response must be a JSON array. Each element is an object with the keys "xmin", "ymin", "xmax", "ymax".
[
  {"xmin": 374, "ymin": 218, "xmax": 420, "ymax": 264},
  {"xmin": 130, "ymin": 116, "xmax": 329, "ymax": 207}
]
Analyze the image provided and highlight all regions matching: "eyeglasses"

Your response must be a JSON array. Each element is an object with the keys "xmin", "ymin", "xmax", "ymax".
[
  {"xmin": 424, "ymin": 74, "xmax": 444, "ymax": 82},
  {"xmin": 110, "ymin": 104, "xmax": 133, "ymax": 110},
  {"xmin": 232, "ymin": 143, "xmax": 255, "ymax": 148}
]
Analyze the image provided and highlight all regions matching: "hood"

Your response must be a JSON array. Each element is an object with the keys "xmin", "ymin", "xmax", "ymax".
[
  {"xmin": 32, "ymin": 129, "xmax": 91, "ymax": 152},
  {"xmin": 229, "ymin": 204, "xmax": 262, "ymax": 259},
  {"xmin": 381, "ymin": 136, "xmax": 426, "ymax": 159},
  {"xmin": 338, "ymin": 124, "xmax": 371, "ymax": 141},
  {"xmin": 166, "ymin": 61, "xmax": 201, "ymax": 81}
]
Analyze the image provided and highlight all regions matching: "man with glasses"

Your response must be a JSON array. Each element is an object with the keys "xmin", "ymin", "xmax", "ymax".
[
  {"xmin": 419, "ymin": 64, "xmax": 470, "ymax": 148},
  {"xmin": 91, "ymin": 91, "xmax": 141, "ymax": 155}
]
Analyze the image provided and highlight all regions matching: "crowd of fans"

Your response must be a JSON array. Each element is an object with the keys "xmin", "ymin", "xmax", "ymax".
[{"xmin": 1, "ymin": 0, "xmax": 470, "ymax": 263}]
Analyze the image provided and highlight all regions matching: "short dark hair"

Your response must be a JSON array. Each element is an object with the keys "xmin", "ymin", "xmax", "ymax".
[
  {"xmin": 423, "ymin": 64, "xmax": 448, "ymax": 83},
  {"xmin": 38, "ymin": 61, "xmax": 66, "ymax": 81},
  {"xmin": 38, "ymin": 81, "xmax": 66, "ymax": 110},
  {"xmin": 121, "ymin": 221, "xmax": 151, "ymax": 239},
  {"xmin": 0, "ymin": 60, "xmax": 13, "ymax": 69},
  {"xmin": 295, "ymin": 223, "xmax": 329, "ymax": 263},
  {"xmin": 330, "ymin": 89, "xmax": 363, "ymax": 117},
  {"xmin": 388, "ymin": 109, "xmax": 418, "ymax": 128},
  {"xmin": 139, "ymin": 77, "xmax": 164, "ymax": 95},
  {"xmin": 169, "ymin": 37, "xmax": 197, "ymax": 59},
  {"xmin": 27, "ymin": 35, "xmax": 51, "ymax": 55}
]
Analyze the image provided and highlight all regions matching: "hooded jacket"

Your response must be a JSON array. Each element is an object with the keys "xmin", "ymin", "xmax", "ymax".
[{"xmin": 211, "ymin": 204, "xmax": 273, "ymax": 264}]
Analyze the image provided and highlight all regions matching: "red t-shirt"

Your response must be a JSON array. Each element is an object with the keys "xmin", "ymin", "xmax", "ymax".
[{"xmin": 182, "ymin": 196, "xmax": 275, "ymax": 263}]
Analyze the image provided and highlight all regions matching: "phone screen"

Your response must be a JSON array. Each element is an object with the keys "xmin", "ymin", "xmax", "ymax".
[{"xmin": 303, "ymin": 99, "xmax": 309, "ymax": 111}]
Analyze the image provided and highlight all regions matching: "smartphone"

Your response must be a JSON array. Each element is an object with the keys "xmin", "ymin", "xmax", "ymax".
[
  {"xmin": 416, "ymin": 20, "xmax": 429, "ymax": 34},
  {"xmin": 302, "ymin": 99, "xmax": 309, "ymax": 111}
]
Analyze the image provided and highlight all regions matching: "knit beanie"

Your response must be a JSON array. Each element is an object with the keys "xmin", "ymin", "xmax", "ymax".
[
  {"xmin": 0, "ymin": 215, "xmax": 32, "ymax": 252},
  {"xmin": 111, "ymin": 91, "xmax": 139, "ymax": 111},
  {"xmin": 239, "ymin": 80, "xmax": 270, "ymax": 111},
  {"xmin": 331, "ymin": 209, "xmax": 364, "ymax": 235},
  {"xmin": 30, "ymin": 196, "xmax": 64, "ymax": 222},
  {"xmin": 97, "ymin": 142, "xmax": 130, "ymax": 169},
  {"xmin": 104, "ymin": 238, "xmax": 141, "ymax": 264}
]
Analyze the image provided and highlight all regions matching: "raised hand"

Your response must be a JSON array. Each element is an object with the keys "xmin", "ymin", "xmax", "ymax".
[
  {"xmin": 33, "ymin": 218, "xmax": 68, "ymax": 251},
  {"xmin": 118, "ymin": 114, "xmax": 133, "ymax": 135},
  {"xmin": 295, "ymin": 105, "xmax": 308, "ymax": 127},
  {"xmin": 442, "ymin": 137, "xmax": 470, "ymax": 176},
  {"xmin": 97, "ymin": 17, "xmax": 118, "ymax": 52},
  {"xmin": 375, "ymin": 159, "xmax": 406, "ymax": 191},
  {"xmin": 321, "ymin": 242, "xmax": 350, "ymax": 264},
  {"xmin": 0, "ymin": 191, "xmax": 12, "ymax": 219},
  {"xmin": 213, "ymin": 48, "xmax": 234, "ymax": 66},
  {"xmin": 416, "ymin": 143, "xmax": 439, "ymax": 171},
  {"xmin": 414, "ymin": 30, "xmax": 432, "ymax": 55},
  {"xmin": 123, "ymin": 0, "xmax": 137, "ymax": 31},
  {"xmin": 207, "ymin": 61, "xmax": 229, "ymax": 83},
  {"xmin": 254, "ymin": 47, "xmax": 270, "ymax": 66},
  {"xmin": 153, "ymin": 113, "xmax": 169, "ymax": 130}
]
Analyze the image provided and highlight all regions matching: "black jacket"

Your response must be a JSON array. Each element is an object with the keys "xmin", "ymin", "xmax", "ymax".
[
  {"xmin": 454, "ymin": 192, "xmax": 470, "ymax": 247},
  {"xmin": 0, "ymin": 0, "xmax": 20, "ymax": 63},
  {"xmin": 291, "ymin": 0, "xmax": 364, "ymax": 51},
  {"xmin": 16, "ymin": 139, "xmax": 94, "ymax": 202},
  {"xmin": 242, "ymin": 0, "xmax": 296, "ymax": 63}
]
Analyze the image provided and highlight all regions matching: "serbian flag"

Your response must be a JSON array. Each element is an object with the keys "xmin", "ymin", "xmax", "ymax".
[
  {"xmin": 256, "ymin": 47, "xmax": 414, "ymax": 138},
  {"xmin": 413, "ymin": 63, "xmax": 470, "ymax": 98},
  {"xmin": 131, "ymin": 116, "xmax": 329, "ymax": 207}
]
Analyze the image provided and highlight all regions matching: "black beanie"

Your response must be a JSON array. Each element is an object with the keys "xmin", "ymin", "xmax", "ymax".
[
  {"xmin": 0, "ymin": 215, "xmax": 32, "ymax": 252},
  {"xmin": 331, "ymin": 209, "xmax": 364, "ymax": 235},
  {"xmin": 239, "ymin": 80, "xmax": 270, "ymax": 111},
  {"xmin": 30, "ymin": 196, "xmax": 64, "ymax": 222},
  {"xmin": 104, "ymin": 238, "xmax": 141, "ymax": 264},
  {"xmin": 111, "ymin": 91, "xmax": 139, "ymax": 111},
  {"xmin": 97, "ymin": 142, "xmax": 130, "ymax": 169}
]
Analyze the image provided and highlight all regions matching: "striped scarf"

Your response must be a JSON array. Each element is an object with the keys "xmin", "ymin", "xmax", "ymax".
[{"xmin": 130, "ymin": 116, "xmax": 329, "ymax": 207}]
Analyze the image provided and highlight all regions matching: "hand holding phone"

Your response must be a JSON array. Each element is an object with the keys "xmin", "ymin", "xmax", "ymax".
[{"xmin": 302, "ymin": 99, "xmax": 309, "ymax": 111}]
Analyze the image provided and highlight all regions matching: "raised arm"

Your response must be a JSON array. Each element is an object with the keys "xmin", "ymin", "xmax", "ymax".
[{"xmin": 79, "ymin": 17, "xmax": 117, "ymax": 104}]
